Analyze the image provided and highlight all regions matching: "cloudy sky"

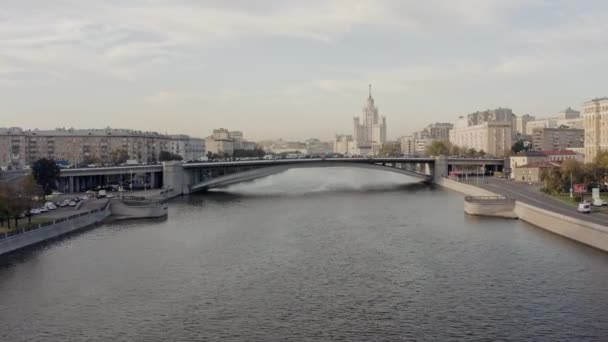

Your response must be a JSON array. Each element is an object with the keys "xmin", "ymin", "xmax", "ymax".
[{"xmin": 1, "ymin": 0, "xmax": 608, "ymax": 140}]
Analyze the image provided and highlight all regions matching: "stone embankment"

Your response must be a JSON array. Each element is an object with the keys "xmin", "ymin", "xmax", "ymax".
[{"xmin": 437, "ymin": 178, "xmax": 608, "ymax": 252}]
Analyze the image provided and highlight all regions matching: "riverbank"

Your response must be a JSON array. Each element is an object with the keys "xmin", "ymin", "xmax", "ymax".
[{"xmin": 437, "ymin": 178, "xmax": 608, "ymax": 252}]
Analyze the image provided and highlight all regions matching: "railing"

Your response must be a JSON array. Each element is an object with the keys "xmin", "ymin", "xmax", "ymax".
[
  {"xmin": 465, "ymin": 196, "xmax": 515, "ymax": 203},
  {"xmin": 119, "ymin": 196, "xmax": 168, "ymax": 207},
  {"xmin": 0, "ymin": 204, "xmax": 110, "ymax": 241}
]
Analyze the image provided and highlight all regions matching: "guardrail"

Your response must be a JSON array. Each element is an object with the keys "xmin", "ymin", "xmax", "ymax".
[
  {"xmin": 0, "ymin": 204, "xmax": 109, "ymax": 241},
  {"xmin": 465, "ymin": 196, "xmax": 515, "ymax": 203},
  {"xmin": 119, "ymin": 196, "xmax": 168, "ymax": 207}
]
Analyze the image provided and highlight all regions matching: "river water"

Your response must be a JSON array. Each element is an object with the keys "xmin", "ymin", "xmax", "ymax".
[{"xmin": 1, "ymin": 168, "xmax": 607, "ymax": 341}]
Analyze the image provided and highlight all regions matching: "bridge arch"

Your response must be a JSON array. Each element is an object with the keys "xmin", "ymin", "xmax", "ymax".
[{"xmin": 188, "ymin": 160, "xmax": 433, "ymax": 192}]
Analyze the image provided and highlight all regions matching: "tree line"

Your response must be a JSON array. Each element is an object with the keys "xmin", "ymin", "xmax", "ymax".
[
  {"xmin": 540, "ymin": 151, "xmax": 608, "ymax": 195},
  {"xmin": 425, "ymin": 140, "xmax": 487, "ymax": 157}
]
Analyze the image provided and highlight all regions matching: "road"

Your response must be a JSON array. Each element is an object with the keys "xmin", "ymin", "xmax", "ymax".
[{"xmin": 468, "ymin": 177, "xmax": 608, "ymax": 227}]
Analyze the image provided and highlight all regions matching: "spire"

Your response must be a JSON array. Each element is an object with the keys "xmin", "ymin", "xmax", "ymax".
[{"xmin": 369, "ymin": 83, "xmax": 372, "ymax": 98}]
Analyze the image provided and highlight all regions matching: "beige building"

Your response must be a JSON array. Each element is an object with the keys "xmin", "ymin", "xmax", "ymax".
[
  {"xmin": 516, "ymin": 114, "xmax": 535, "ymax": 135},
  {"xmin": 510, "ymin": 150, "xmax": 582, "ymax": 174},
  {"xmin": 206, "ymin": 128, "xmax": 254, "ymax": 156},
  {"xmin": 334, "ymin": 134, "xmax": 356, "ymax": 155},
  {"xmin": 449, "ymin": 121, "xmax": 512, "ymax": 157},
  {"xmin": 352, "ymin": 85, "xmax": 387, "ymax": 155},
  {"xmin": 531, "ymin": 127, "xmax": 584, "ymax": 151},
  {"xmin": 583, "ymin": 97, "xmax": 608, "ymax": 163},
  {"xmin": 169, "ymin": 135, "xmax": 206, "ymax": 161},
  {"xmin": 0, "ymin": 127, "xmax": 179, "ymax": 169},
  {"xmin": 512, "ymin": 161, "xmax": 560, "ymax": 183}
]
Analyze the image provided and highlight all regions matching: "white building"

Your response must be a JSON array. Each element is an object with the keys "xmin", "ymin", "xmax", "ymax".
[
  {"xmin": 206, "ymin": 128, "xmax": 254, "ymax": 156},
  {"xmin": 516, "ymin": 114, "xmax": 535, "ymax": 135},
  {"xmin": 352, "ymin": 85, "xmax": 386, "ymax": 155},
  {"xmin": 449, "ymin": 121, "xmax": 512, "ymax": 157},
  {"xmin": 169, "ymin": 135, "xmax": 206, "ymax": 161},
  {"xmin": 334, "ymin": 134, "xmax": 356, "ymax": 155},
  {"xmin": 583, "ymin": 97, "xmax": 608, "ymax": 163}
]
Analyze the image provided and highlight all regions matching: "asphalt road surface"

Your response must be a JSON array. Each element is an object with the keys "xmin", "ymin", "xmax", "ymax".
[{"xmin": 469, "ymin": 177, "xmax": 608, "ymax": 227}]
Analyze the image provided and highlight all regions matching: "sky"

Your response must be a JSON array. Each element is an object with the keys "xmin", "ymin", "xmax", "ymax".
[{"xmin": 2, "ymin": 0, "xmax": 608, "ymax": 141}]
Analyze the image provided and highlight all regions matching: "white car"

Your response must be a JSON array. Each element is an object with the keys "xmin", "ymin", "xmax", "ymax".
[
  {"xmin": 592, "ymin": 198, "xmax": 606, "ymax": 207},
  {"xmin": 29, "ymin": 208, "xmax": 41, "ymax": 215},
  {"xmin": 68, "ymin": 201, "xmax": 77, "ymax": 207},
  {"xmin": 38, "ymin": 207, "xmax": 49, "ymax": 213},
  {"xmin": 577, "ymin": 203, "xmax": 591, "ymax": 213}
]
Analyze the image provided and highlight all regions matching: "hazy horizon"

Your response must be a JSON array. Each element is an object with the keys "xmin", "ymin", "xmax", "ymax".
[{"xmin": 2, "ymin": 1, "xmax": 608, "ymax": 141}]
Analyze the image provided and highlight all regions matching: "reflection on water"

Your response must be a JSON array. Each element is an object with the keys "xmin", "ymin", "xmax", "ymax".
[{"xmin": 1, "ymin": 168, "xmax": 608, "ymax": 341}]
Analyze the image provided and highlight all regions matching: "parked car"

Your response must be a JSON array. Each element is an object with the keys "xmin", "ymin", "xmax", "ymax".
[
  {"xmin": 29, "ymin": 208, "xmax": 41, "ymax": 215},
  {"xmin": 577, "ymin": 202, "xmax": 591, "ymax": 213},
  {"xmin": 39, "ymin": 207, "xmax": 49, "ymax": 213},
  {"xmin": 592, "ymin": 198, "xmax": 606, "ymax": 207},
  {"xmin": 45, "ymin": 202, "xmax": 57, "ymax": 210},
  {"xmin": 68, "ymin": 201, "xmax": 77, "ymax": 207}
]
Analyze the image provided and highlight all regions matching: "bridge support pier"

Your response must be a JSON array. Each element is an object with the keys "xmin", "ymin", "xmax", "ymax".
[
  {"xmin": 433, "ymin": 156, "xmax": 448, "ymax": 183},
  {"xmin": 163, "ymin": 161, "xmax": 191, "ymax": 196}
]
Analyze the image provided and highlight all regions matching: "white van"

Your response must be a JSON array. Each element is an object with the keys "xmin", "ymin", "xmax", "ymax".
[{"xmin": 577, "ymin": 202, "xmax": 591, "ymax": 213}]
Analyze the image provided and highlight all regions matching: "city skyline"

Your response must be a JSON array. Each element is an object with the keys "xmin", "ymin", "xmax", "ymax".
[{"xmin": 3, "ymin": 1, "xmax": 608, "ymax": 140}]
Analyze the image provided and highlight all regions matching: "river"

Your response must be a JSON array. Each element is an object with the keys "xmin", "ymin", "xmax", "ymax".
[{"xmin": 1, "ymin": 168, "xmax": 607, "ymax": 341}]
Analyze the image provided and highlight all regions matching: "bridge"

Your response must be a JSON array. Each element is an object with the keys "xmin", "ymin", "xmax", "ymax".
[{"xmin": 46, "ymin": 156, "xmax": 504, "ymax": 194}]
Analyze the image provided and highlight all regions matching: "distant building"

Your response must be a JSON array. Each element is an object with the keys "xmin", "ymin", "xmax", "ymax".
[
  {"xmin": 531, "ymin": 127, "xmax": 584, "ymax": 151},
  {"xmin": 512, "ymin": 161, "xmax": 561, "ymax": 183},
  {"xmin": 352, "ymin": 85, "xmax": 387, "ymax": 155},
  {"xmin": 400, "ymin": 136, "xmax": 416, "ymax": 156},
  {"xmin": 466, "ymin": 107, "xmax": 517, "ymax": 133},
  {"xmin": 583, "ymin": 97, "xmax": 608, "ymax": 163},
  {"xmin": 169, "ymin": 135, "xmax": 206, "ymax": 161},
  {"xmin": 510, "ymin": 149, "xmax": 583, "ymax": 179},
  {"xmin": 334, "ymin": 134, "xmax": 356, "ymax": 155},
  {"xmin": 0, "ymin": 127, "xmax": 181, "ymax": 168},
  {"xmin": 206, "ymin": 128, "xmax": 254, "ymax": 156},
  {"xmin": 449, "ymin": 121, "xmax": 512, "ymax": 157},
  {"xmin": 525, "ymin": 118, "xmax": 557, "ymax": 135},
  {"xmin": 516, "ymin": 114, "xmax": 535, "ymax": 135},
  {"xmin": 413, "ymin": 123, "xmax": 453, "ymax": 140}
]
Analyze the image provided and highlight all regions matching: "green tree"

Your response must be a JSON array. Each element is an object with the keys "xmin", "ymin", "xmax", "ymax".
[
  {"xmin": 158, "ymin": 151, "xmax": 183, "ymax": 162},
  {"xmin": 19, "ymin": 176, "xmax": 42, "ymax": 224},
  {"xmin": 511, "ymin": 139, "xmax": 532, "ymax": 153},
  {"xmin": 31, "ymin": 158, "xmax": 60, "ymax": 199},
  {"xmin": 378, "ymin": 142, "xmax": 401, "ymax": 156},
  {"xmin": 110, "ymin": 149, "xmax": 130, "ymax": 165},
  {"xmin": 426, "ymin": 140, "xmax": 451, "ymax": 156}
]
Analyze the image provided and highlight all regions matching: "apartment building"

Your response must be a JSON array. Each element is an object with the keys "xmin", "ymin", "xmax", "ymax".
[
  {"xmin": 583, "ymin": 97, "xmax": 608, "ymax": 163},
  {"xmin": 531, "ymin": 127, "xmax": 584, "ymax": 151}
]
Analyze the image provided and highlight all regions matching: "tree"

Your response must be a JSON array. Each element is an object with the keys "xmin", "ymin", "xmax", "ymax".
[
  {"xmin": 31, "ymin": 158, "xmax": 60, "ymax": 199},
  {"xmin": 110, "ymin": 149, "xmax": 130, "ymax": 165},
  {"xmin": 158, "ymin": 151, "xmax": 183, "ymax": 162},
  {"xmin": 426, "ymin": 140, "xmax": 451, "ymax": 156},
  {"xmin": 0, "ymin": 181, "xmax": 9, "ymax": 228},
  {"xmin": 378, "ymin": 142, "xmax": 401, "ymax": 157},
  {"xmin": 19, "ymin": 176, "xmax": 42, "ymax": 224},
  {"xmin": 511, "ymin": 139, "xmax": 532, "ymax": 153}
]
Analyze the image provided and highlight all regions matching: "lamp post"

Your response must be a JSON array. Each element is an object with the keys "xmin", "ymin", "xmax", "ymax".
[{"xmin": 570, "ymin": 171, "xmax": 573, "ymax": 198}]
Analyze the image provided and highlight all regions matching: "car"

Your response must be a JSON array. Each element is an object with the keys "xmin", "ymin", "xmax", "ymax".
[
  {"xmin": 592, "ymin": 198, "xmax": 606, "ymax": 207},
  {"xmin": 577, "ymin": 203, "xmax": 591, "ymax": 214},
  {"xmin": 39, "ymin": 207, "xmax": 49, "ymax": 213},
  {"xmin": 29, "ymin": 208, "xmax": 41, "ymax": 215},
  {"xmin": 80, "ymin": 195, "xmax": 89, "ymax": 200},
  {"xmin": 45, "ymin": 202, "xmax": 57, "ymax": 210},
  {"xmin": 68, "ymin": 201, "xmax": 77, "ymax": 207}
]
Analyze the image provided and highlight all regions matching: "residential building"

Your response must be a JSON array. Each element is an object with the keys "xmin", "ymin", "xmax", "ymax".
[
  {"xmin": 558, "ymin": 107, "xmax": 580, "ymax": 120},
  {"xmin": 413, "ymin": 123, "xmax": 453, "ymax": 140},
  {"xmin": 512, "ymin": 161, "xmax": 561, "ymax": 183},
  {"xmin": 509, "ymin": 149, "xmax": 583, "ymax": 179},
  {"xmin": 169, "ymin": 135, "xmax": 206, "ymax": 161},
  {"xmin": 449, "ymin": 121, "xmax": 512, "ymax": 157},
  {"xmin": 583, "ymin": 97, "xmax": 608, "ymax": 163},
  {"xmin": 206, "ymin": 128, "xmax": 255, "ymax": 156},
  {"xmin": 531, "ymin": 127, "xmax": 584, "ymax": 151},
  {"xmin": 0, "ymin": 127, "xmax": 176, "ymax": 168},
  {"xmin": 352, "ymin": 85, "xmax": 387, "ymax": 155},
  {"xmin": 516, "ymin": 114, "xmax": 535, "ymax": 135},
  {"xmin": 525, "ymin": 118, "xmax": 557, "ymax": 135},
  {"xmin": 334, "ymin": 134, "xmax": 356, "ymax": 155},
  {"xmin": 400, "ymin": 136, "xmax": 416, "ymax": 156}
]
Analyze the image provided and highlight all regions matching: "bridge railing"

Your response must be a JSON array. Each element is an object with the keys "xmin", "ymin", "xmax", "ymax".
[{"xmin": 464, "ymin": 196, "xmax": 514, "ymax": 203}]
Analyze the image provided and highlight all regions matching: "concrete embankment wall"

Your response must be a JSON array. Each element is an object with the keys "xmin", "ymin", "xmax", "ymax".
[
  {"xmin": 437, "ymin": 178, "xmax": 608, "ymax": 252},
  {"xmin": 109, "ymin": 199, "xmax": 168, "ymax": 220},
  {"xmin": 514, "ymin": 202, "xmax": 608, "ymax": 251},
  {"xmin": 0, "ymin": 206, "xmax": 111, "ymax": 255},
  {"xmin": 436, "ymin": 178, "xmax": 499, "ymax": 197},
  {"xmin": 464, "ymin": 200, "xmax": 517, "ymax": 219}
]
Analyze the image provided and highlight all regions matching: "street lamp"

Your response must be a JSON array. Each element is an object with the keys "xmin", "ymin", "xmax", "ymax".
[{"xmin": 570, "ymin": 171, "xmax": 573, "ymax": 198}]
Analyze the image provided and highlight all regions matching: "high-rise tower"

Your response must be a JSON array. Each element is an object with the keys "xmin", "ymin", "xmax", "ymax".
[{"xmin": 353, "ymin": 84, "xmax": 386, "ymax": 155}]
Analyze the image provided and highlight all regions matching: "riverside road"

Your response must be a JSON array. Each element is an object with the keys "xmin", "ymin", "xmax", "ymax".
[{"xmin": 473, "ymin": 177, "xmax": 608, "ymax": 227}]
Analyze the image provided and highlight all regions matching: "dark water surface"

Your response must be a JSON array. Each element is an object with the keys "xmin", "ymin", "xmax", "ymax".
[{"xmin": 1, "ymin": 169, "xmax": 607, "ymax": 341}]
